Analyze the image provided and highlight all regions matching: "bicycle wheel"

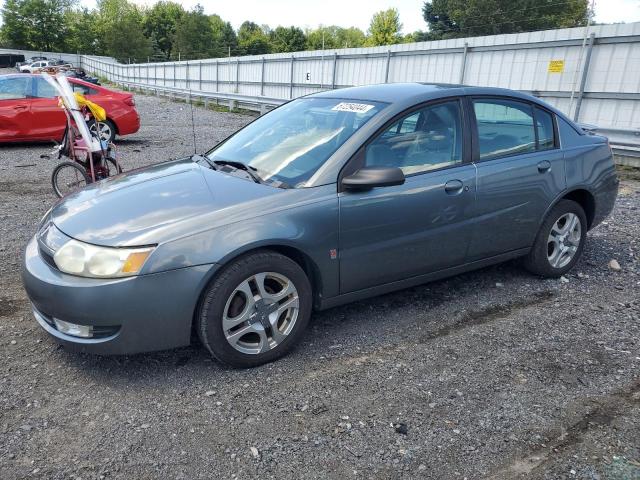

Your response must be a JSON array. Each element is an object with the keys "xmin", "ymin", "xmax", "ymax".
[
  {"xmin": 52, "ymin": 162, "xmax": 90, "ymax": 198},
  {"xmin": 105, "ymin": 156, "xmax": 123, "ymax": 175}
]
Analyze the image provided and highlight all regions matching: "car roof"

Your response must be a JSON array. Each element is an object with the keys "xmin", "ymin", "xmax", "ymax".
[
  {"xmin": 307, "ymin": 82, "xmax": 572, "ymax": 125},
  {"xmin": 0, "ymin": 73, "xmax": 108, "ymax": 92},
  {"xmin": 308, "ymin": 82, "xmax": 467, "ymax": 104},
  {"xmin": 309, "ymin": 82, "xmax": 552, "ymax": 106}
]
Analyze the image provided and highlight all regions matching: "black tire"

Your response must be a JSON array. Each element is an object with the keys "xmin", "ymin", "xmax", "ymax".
[
  {"xmin": 523, "ymin": 199, "xmax": 587, "ymax": 278},
  {"xmin": 51, "ymin": 161, "xmax": 90, "ymax": 198},
  {"xmin": 89, "ymin": 119, "xmax": 116, "ymax": 143},
  {"xmin": 197, "ymin": 250, "xmax": 312, "ymax": 368}
]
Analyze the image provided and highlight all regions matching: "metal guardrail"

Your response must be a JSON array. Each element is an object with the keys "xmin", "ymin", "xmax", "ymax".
[{"xmin": 114, "ymin": 80, "xmax": 286, "ymax": 114}]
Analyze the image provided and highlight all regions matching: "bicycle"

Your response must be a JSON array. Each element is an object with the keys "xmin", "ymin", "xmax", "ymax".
[{"xmin": 43, "ymin": 74, "xmax": 124, "ymax": 198}]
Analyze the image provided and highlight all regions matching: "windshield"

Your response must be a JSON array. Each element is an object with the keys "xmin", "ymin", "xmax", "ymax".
[{"xmin": 206, "ymin": 97, "xmax": 386, "ymax": 187}]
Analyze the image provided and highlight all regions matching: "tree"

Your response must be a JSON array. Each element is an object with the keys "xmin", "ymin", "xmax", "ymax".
[
  {"xmin": 65, "ymin": 7, "xmax": 101, "ymax": 54},
  {"xmin": 98, "ymin": 0, "xmax": 152, "ymax": 61},
  {"xmin": 422, "ymin": 0, "xmax": 589, "ymax": 39},
  {"xmin": 306, "ymin": 26, "xmax": 340, "ymax": 50},
  {"xmin": 143, "ymin": 1, "xmax": 185, "ymax": 60},
  {"xmin": 336, "ymin": 27, "xmax": 366, "ymax": 48},
  {"xmin": 0, "ymin": 0, "xmax": 29, "ymax": 48},
  {"xmin": 173, "ymin": 5, "xmax": 215, "ymax": 59},
  {"xmin": 367, "ymin": 8, "xmax": 403, "ymax": 46},
  {"xmin": 269, "ymin": 26, "xmax": 306, "ymax": 53},
  {"xmin": 238, "ymin": 21, "xmax": 271, "ymax": 55},
  {"xmin": 0, "ymin": 0, "xmax": 73, "ymax": 51},
  {"xmin": 210, "ymin": 14, "xmax": 240, "ymax": 57}
]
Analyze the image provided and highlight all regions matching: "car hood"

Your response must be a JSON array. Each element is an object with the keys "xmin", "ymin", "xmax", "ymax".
[{"xmin": 50, "ymin": 158, "xmax": 283, "ymax": 246}]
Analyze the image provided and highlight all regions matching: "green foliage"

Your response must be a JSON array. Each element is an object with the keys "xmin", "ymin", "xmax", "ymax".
[
  {"xmin": 269, "ymin": 26, "xmax": 306, "ymax": 53},
  {"xmin": 0, "ymin": 0, "xmax": 29, "ymax": 48},
  {"xmin": 423, "ymin": 0, "xmax": 590, "ymax": 39},
  {"xmin": 238, "ymin": 21, "xmax": 271, "ymax": 55},
  {"xmin": 98, "ymin": 0, "xmax": 152, "ymax": 61},
  {"xmin": 172, "ymin": 5, "xmax": 216, "ymax": 59},
  {"xmin": 143, "ymin": 1, "xmax": 185, "ymax": 60},
  {"xmin": 367, "ymin": 8, "xmax": 403, "ymax": 46},
  {"xmin": 210, "ymin": 14, "xmax": 240, "ymax": 57},
  {"xmin": 65, "ymin": 7, "xmax": 101, "ymax": 54},
  {"xmin": 0, "ymin": 0, "xmax": 592, "ymax": 61},
  {"xmin": 305, "ymin": 26, "xmax": 366, "ymax": 50},
  {"xmin": 0, "ymin": 0, "xmax": 72, "ymax": 51}
]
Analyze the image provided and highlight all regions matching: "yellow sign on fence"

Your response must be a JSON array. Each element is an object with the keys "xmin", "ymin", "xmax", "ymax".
[{"xmin": 548, "ymin": 60, "xmax": 565, "ymax": 73}]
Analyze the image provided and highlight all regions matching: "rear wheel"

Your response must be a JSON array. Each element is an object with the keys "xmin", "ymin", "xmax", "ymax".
[
  {"xmin": 197, "ymin": 250, "xmax": 312, "ymax": 368},
  {"xmin": 89, "ymin": 119, "xmax": 116, "ymax": 143},
  {"xmin": 524, "ymin": 200, "xmax": 587, "ymax": 277},
  {"xmin": 51, "ymin": 161, "xmax": 90, "ymax": 198}
]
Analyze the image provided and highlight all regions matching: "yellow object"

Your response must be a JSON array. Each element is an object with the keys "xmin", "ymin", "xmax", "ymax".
[
  {"xmin": 74, "ymin": 92, "xmax": 107, "ymax": 121},
  {"xmin": 548, "ymin": 60, "xmax": 565, "ymax": 73}
]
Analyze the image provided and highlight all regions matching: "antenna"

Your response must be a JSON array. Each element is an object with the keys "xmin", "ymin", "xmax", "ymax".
[
  {"xmin": 189, "ymin": 89, "xmax": 197, "ymax": 154},
  {"xmin": 187, "ymin": 60, "xmax": 197, "ymax": 154}
]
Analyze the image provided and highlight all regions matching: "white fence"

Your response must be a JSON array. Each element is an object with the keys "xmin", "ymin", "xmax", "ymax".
[{"xmin": 3, "ymin": 22, "xmax": 640, "ymax": 157}]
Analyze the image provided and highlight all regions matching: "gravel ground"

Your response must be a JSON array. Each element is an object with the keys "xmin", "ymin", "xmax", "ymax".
[{"xmin": 1, "ymin": 71, "xmax": 639, "ymax": 479}]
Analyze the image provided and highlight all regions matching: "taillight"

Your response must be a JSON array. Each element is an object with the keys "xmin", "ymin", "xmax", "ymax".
[{"xmin": 124, "ymin": 96, "xmax": 135, "ymax": 106}]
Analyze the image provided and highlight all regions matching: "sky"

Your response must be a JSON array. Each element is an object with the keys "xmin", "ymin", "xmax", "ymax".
[{"xmin": 74, "ymin": 0, "xmax": 640, "ymax": 34}]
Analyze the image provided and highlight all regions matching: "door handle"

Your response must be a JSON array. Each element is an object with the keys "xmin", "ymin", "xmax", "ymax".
[
  {"xmin": 444, "ymin": 179, "xmax": 464, "ymax": 195},
  {"xmin": 13, "ymin": 105, "xmax": 28, "ymax": 111},
  {"xmin": 537, "ymin": 160, "xmax": 551, "ymax": 173}
]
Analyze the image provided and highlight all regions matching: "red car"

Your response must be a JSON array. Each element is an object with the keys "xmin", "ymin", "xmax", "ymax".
[{"xmin": 0, "ymin": 74, "xmax": 140, "ymax": 143}]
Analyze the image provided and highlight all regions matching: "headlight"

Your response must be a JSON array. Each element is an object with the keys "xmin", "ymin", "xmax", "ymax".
[{"xmin": 53, "ymin": 239, "xmax": 154, "ymax": 278}]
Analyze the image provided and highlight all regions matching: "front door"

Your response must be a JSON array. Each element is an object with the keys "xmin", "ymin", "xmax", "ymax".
[
  {"xmin": 0, "ymin": 76, "xmax": 33, "ymax": 141},
  {"xmin": 338, "ymin": 99, "xmax": 477, "ymax": 293}
]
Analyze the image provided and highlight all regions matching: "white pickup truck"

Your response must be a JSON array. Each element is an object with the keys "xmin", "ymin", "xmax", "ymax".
[{"xmin": 18, "ymin": 60, "xmax": 54, "ymax": 73}]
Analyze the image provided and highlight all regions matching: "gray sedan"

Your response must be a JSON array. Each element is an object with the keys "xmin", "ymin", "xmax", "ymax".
[{"xmin": 22, "ymin": 83, "xmax": 618, "ymax": 367}]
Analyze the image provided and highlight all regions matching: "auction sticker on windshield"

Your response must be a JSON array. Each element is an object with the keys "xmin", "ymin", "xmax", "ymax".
[{"xmin": 331, "ymin": 102, "xmax": 375, "ymax": 113}]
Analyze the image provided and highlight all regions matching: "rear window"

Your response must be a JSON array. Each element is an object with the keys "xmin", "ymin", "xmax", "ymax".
[
  {"xmin": 71, "ymin": 83, "xmax": 98, "ymax": 95},
  {"xmin": 535, "ymin": 107, "xmax": 555, "ymax": 151}
]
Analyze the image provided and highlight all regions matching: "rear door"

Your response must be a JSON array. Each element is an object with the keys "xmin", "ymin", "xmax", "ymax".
[
  {"xmin": 0, "ymin": 76, "xmax": 33, "ymax": 141},
  {"xmin": 29, "ymin": 76, "xmax": 66, "ymax": 141},
  {"xmin": 467, "ymin": 97, "xmax": 565, "ymax": 261}
]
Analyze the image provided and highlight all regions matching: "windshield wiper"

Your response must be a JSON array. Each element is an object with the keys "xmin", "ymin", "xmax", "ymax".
[
  {"xmin": 191, "ymin": 153, "xmax": 217, "ymax": 169},
  {"xmin": 212, "ymin": 159, "xmax": 263, "ymax": 184}
]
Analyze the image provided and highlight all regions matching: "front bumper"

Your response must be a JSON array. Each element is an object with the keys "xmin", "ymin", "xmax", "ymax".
[{"xmin": 22, "ymin": 235, "xmax": 217, "ymax": 355}]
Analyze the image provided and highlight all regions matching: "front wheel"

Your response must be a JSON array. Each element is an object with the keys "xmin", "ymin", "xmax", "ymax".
[
  {"xmin": 524, "ymin": 199, "xmax": 587, "ymax": 277},
  {"xmin": 197, "ymin": 250, "xmax": 312, "ymax": 368},
  {"xmin": 51, "ymin": 161, "xmax": 90, "ymax": 198}
]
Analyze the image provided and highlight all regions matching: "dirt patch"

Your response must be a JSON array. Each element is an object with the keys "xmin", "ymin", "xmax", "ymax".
[
  {"xmin": 420, "ymin": 290, "xmax": 555, "ymax": 342},
  {"xmin": 0, "ymin": 297, "xmax": 22, "ymax": 318}
]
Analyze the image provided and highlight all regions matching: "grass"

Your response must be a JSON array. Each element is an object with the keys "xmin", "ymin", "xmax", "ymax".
[{"xmin": 616, "ymin": 164, "xmax": 640, "ymax": 182}]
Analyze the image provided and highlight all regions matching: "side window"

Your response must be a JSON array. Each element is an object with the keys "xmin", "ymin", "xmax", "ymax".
[
  {"xmin": 71, "ymin": 83, "xmax": 97, "ymax": 95},
  {"xmin": 535, "ymin": 107, "xmax": 555, "ymax": 151},
  {"xmin": 473, "ymin": 99, "xmax": 536, "ymax": 160},
  {"xmin": 0, "ymin": 77, "xmax": 31, "ymax": 100},
  {"xmin": 34, "ymin": 77, "xmax": 58, "ymax": 98},
  {"xmin": 365, "ymin": 100, "xmax": 463, "ymax": 175}
]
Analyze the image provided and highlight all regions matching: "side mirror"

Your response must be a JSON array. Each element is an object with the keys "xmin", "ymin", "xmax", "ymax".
[{"xmin": 342, "ymin": 167, "xmax": 405, "ymax": 191}]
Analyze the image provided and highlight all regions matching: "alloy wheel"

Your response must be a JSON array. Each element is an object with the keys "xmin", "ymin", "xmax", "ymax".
[
  {"xmin": 222, "ymin": 272, "xmax": 299, "ymax": 355},
  {"xmin": 90, "ymin": 121, "xmax": 112, "ymax": 142},
  {"xmin": 547, "ymin": 212, "xmax": 581, "ymax": 269}
]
